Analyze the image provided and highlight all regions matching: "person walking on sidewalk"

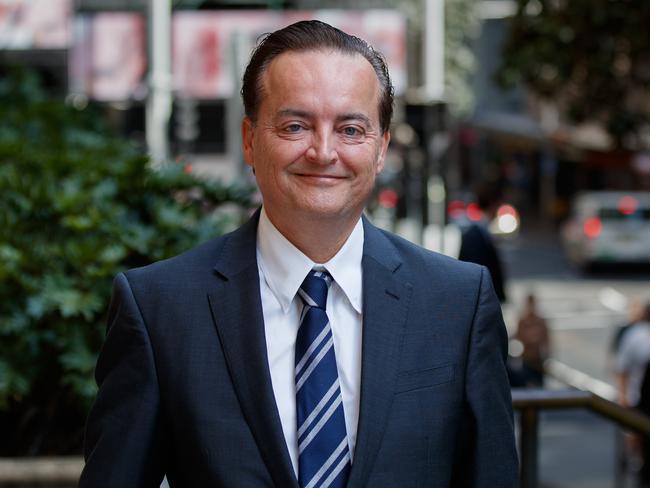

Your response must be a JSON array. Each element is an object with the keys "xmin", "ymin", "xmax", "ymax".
[
  {"xmin": 617, "ymin": 302, "xmax": 650, "ymax": 409},
  {"xmin": 616, "ymin": 302, "xmax": 650, "ymax": 487},
  {"xmin": 514, "ymin": 293, "xmax": 550, "ymax": 387}
]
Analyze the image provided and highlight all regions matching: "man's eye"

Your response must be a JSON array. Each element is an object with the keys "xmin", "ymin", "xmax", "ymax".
[
  {"xmin": 285, "ymin": 124, "xmax": 303, "ymax": 133},
  {"xmin": 343, "ymin": 126, "xmax": 361, "ymax": 137}
]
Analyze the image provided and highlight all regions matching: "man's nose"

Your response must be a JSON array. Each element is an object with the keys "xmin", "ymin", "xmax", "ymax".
[{"xmin": 305, "ymin": 129, "xmax": 337, "ymax": 164}]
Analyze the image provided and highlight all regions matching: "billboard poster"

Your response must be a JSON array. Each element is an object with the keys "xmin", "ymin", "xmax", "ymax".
[
  {"xmin": 69, "ymin": 13, "xmax": 146, "ymax": 101},
  {"xmin": 70, "ymin": 9, "xmax": 407, "ymax": 101},
  {"xmin": 0, "ymin": 0, "xmax": 71, "ymax": 49},
  {"xmin": 173, "ymin": 11, "xmax": 284, "ymax": 100},
  {"xmin": 172, "ymin": 10, "xmax": 407, "ymax": 99}
]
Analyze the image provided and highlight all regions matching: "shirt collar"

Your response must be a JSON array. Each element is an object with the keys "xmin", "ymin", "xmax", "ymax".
[{"xmin": 256, "ymin": 207, "xmax": 364, "ymax": 314}]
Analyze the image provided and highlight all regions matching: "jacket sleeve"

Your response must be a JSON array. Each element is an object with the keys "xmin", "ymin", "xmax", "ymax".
[
  {"xmin": 79, "ymin": 272, "xmax": 167, "ymax": 488},
  {"xmin": 454, "ymin": 266, "xmax": 519, "ymax": 487}
]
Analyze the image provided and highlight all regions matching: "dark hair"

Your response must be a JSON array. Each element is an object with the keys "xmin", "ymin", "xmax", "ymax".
[
  {"xmin": 474, "ymin": 183, "xmax": 502, "ymax": 211},
  {"xmin": 241, "ymin": 20, "xmax": 394, "ymax": 133}
]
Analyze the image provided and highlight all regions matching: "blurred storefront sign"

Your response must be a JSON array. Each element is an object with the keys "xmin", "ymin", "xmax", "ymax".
[
  {"xmin": 632, "ymin": 152, "xmax": 650, "ymax": 175},
  {"xmin": 0, "ymin": 0, "xmax": 71, "ymax": 49},
  {"xmin": 172, "ymin": 11, "xmax": 277, "ymax": 101},
  {"xmin": 553, "ymin": 123, "xmax": 613, "ymax": 153},
  {"xmin": 70, "ymin": 13, "xmax": 146, "ymax": 101},
  {"xmin": 172, "ymin": 9, "xmax": 408, "ymax": 99},
  {"xmin": 67, "ymin": 9, "xmax": 407, "ymax": 102}
]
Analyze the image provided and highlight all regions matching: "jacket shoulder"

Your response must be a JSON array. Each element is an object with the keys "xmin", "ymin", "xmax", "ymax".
[{"xmin": 136, "ymin": 233, "xmax": 224, "ymax": 269}]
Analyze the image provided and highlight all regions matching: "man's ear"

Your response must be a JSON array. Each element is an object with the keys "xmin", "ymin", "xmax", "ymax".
[
  {"xmin": 242, "ymin": 117, "xmax": 255, "ymax": 168},
  {"xmin": 376, "ymin": 130, "xmax": 391, "ymax": 175}
]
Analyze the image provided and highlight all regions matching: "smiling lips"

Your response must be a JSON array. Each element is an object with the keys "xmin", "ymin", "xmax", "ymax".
[{"xmin": 294, "ymin": 172, "xmax": 347, "ymax": 183}]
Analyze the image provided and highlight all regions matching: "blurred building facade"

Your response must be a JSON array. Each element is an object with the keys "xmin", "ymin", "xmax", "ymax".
[
  {"xmin": 466, "ymin": 1, "xmax": 650, "ymax": 224},
  {"xmin": 1, "ymin": 0, "xmax": 410, "ymax": 181},
  {"xmin": 4, "ymin": 0, "xmax": 647, "ymax": 231}
]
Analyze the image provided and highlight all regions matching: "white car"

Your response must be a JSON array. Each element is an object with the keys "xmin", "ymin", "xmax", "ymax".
[{"xmin": 561, "ymin": 191, "xmax": 650, "ymax": 268}]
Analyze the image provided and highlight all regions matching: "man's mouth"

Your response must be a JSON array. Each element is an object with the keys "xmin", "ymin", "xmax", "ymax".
[
  {"xmin": 296, "ymin": 175, "xmax": 346, "ymax": 188},
  {"xmin": 294, "ymin": 172, "xmax": 346, "ymax": 179}
]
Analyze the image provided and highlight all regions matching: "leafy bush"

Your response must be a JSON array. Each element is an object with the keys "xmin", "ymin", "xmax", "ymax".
[{"xmin": 0, "ymin": 69, "xmax": 253, "ymax": 455}]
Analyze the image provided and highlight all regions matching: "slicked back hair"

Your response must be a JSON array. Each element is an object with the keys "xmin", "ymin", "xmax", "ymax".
[{"xmin": 241, "ymin": 20, "xmax": 394, "ymax": 134}]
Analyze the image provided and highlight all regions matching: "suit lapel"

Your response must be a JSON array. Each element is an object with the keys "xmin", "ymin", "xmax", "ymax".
[
  {"xmin": 348, "ymin": 219, "xmax": 413, "ymax": 487},
  {"xmin": 208, "ymin": 213, "xmax": 298, "ymax": 488}
]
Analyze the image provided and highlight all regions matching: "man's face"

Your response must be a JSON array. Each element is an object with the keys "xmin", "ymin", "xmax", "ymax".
[{"xmin": 242, "ymin": 49, "xmax": 390, "ymax": 232}]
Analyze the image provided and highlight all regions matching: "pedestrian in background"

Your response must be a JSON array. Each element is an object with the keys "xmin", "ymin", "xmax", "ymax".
[
  {"xmin": 457, "ymin": 183, "xmax": 507, "ymax": 303},
  {"xmin": 616, "ymin": 302, "xmax": 650, "ymax": 409},
  {"xmin": 616, "ymin": 302, "xmax": 650, "ymax": 487},
  {"xmin": 608, "ymin": 297, "xmax": 645, "ymax": 380},
  {"xmin": 514, "ymin": 293, "xmax": 550, "ymax": 387},
  {"xmin": 611, "ymin": 298, "xmax": 645, "ymax": 356}
]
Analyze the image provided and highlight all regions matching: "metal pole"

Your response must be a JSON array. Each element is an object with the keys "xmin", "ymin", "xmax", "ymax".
[
  {"xmin": 227, "ymin": 32, "xmax": 248, "ymax": 176},
  {"xmin": 423, "ymin": 0, "xmax": 445, "ymax": 100},
  {"xmin": 519, "ymin": 407, "xmax": 539, "ymax": 488},
  {"xmin": 146, "ymin": 0, "xmax": 172, "ymax": 166}
]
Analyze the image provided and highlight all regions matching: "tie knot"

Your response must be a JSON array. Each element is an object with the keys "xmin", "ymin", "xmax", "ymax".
[{"xmin": 299, "ymin": 269, "xmax": 332, "ymax": 310}]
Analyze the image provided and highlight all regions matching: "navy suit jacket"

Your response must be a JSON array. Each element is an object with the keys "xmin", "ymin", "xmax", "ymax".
[{"xmin": 80, "ymin": 213, "xmax": 518, "ymax": 487}]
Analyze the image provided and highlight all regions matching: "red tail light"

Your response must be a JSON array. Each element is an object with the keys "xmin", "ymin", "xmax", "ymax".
[
  {"xmin": 583, "ymin": 217, "xmax": 602, "ymax": 239},
  {"xmin": 378, "ymin": 189, "xmax": 398, "ymax": 209},
  {"xmin": 466, "ymin": 202, "xmax": 483, "ymax": 221},
  {"xmin": 447, "ymin": 200, "xmax": 465, "ymax": 219},
  {"xmin": 618, "ymin": 195, "xmax": 638, "ymax": 216}
]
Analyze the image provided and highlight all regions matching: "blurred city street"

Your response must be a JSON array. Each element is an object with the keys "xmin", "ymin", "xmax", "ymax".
[
  {"xmin": 502, "ymin": 221, "xmax": 650, "ymax": 488},
  {"xmin": 502, "ymin": 221, "xmax": 650, "ymax": 386}
]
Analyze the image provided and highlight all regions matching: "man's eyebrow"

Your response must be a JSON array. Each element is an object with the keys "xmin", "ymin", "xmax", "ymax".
[
  {"xmin": 274, "ymin": 109, "xmax": 374, "ymax": 127},
  {"xmin": 336, "ymin": 113, "xmax": 372, "ymax": 127},
  {"xmin": 275, "ymin": 109, "xmax": 311, "ymax": 119}
]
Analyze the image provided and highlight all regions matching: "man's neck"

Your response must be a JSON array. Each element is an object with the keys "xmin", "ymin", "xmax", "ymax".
[{"xmin": 264, "ymin": 209, "xmax": 361, "ymax": 264}]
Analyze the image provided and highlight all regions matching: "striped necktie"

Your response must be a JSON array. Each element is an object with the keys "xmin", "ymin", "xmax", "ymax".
[{"xmin": 295, "ymin": 269, "xmax": 351, "ymax": 488}]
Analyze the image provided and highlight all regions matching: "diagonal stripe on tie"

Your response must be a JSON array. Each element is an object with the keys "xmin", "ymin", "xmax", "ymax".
[
  {"xmin": 295, "ymin": 334, "xmax": 334, "ymax": 391},
  {"xmin": 298, "ymin": 380, "xmax": 338, "ymax": 438},
  {"xmin": 304, "ymin": 438, "xmax": 350, "ymax": 488},
  {"xmin": 299, "ymin": 392, "xmax": 342, "ymax": 453},
  {"xmin": 295, "ymin": 323, "xmax": 332, "ymax": 377},
  {"xmin": 295, "ymin": 269, "xmax": 351, "ymax": 488},
  {"xmin": 318, "ymin": 449, "xmax": 351, "ymax": 488}
]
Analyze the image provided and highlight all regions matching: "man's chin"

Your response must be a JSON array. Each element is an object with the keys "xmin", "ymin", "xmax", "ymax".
[{"xmin": 295, "ymin": 202, "xmax": 364, "ymax": 223}]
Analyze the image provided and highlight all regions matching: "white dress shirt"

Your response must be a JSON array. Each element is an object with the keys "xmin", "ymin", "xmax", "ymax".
[{"xmin": 256, "ymin": 207, "xmax": 363, "ymax": 476}]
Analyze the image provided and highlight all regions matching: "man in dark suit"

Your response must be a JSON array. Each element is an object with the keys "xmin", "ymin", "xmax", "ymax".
[
  {"xmin": 80, "ymin": 20, "xmax": 518, "ymax": 487},
  {"xmin": 458, "ymin": 184, "xmax": 507, "ymax": 302}
]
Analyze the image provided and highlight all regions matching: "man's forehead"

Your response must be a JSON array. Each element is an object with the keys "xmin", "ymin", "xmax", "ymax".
[
  {"xmin": 250, "ymin": 48, "xmax": 384, "ymax": 128},
  {"xmin": 262, "ymin": 49, "xmax": 374, "ymax": 82},
  {"xmin": 259, "ymin": 49, "xmax": 380, "ymax": 101}
]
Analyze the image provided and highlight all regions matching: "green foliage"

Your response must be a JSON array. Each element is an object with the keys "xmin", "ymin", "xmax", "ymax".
[
  {"xmin": 498, "ymin": 0, "xmax": 650, "ymax": 148},
  {"xmin": 0, "ymin": 68, "xmax": 253, "ymax": 454},
  {"xmin": 444, "ymin": 0, "xmax": 481, "ymax": 115}
]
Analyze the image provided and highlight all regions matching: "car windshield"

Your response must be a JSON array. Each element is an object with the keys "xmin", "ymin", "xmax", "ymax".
[{"xmin": 598, "ymin": 208, "xmax": 650, "ymax": 220}]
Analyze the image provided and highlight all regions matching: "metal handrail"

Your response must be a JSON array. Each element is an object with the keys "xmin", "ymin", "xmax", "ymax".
[
  {"xmin": 512, "ymin": 387, "xmax": 650, "ymax": 488},
  {"xmin": 512, "ymin": 388, "xmax": 650, "ymax": 435}
]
